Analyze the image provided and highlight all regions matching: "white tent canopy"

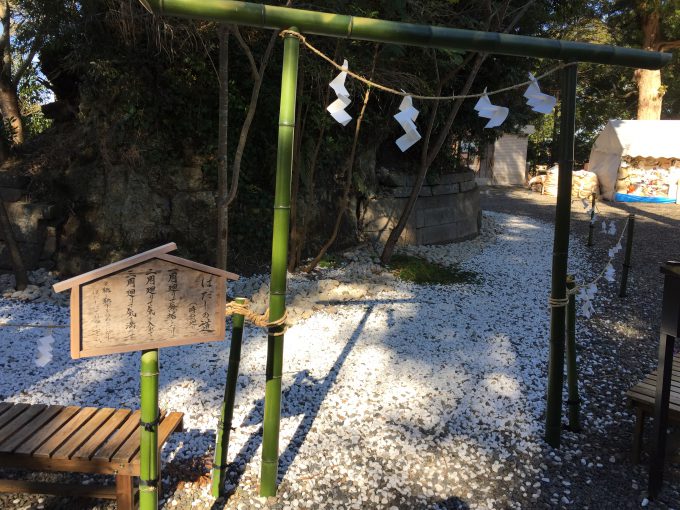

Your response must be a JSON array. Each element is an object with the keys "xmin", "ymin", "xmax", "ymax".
[{"xmin": 589, "ymin": 119, "xmax": 680, "ymax": 200}]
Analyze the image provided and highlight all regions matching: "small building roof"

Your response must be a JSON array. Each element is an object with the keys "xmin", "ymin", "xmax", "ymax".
[{"xmin": 53, "ymin": 242, "xmax": 238, "ymax": 293}]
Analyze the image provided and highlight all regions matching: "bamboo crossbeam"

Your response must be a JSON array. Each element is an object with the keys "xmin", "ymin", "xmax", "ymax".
[{"xmin": 139, "ymin": 0, "xmax": 669, "ymax": 70}]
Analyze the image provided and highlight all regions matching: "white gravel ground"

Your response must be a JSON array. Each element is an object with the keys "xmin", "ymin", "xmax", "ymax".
[{"xmin": 0, "ymin": 212, "xmax": 606, "ymax": 510}]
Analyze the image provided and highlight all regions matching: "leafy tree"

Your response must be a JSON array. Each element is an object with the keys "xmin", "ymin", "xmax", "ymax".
[{"xmin": 608, "ymin": 0, "xmax": 680, "ymax": 119}]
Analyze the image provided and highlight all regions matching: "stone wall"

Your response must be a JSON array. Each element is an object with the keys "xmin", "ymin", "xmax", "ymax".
[{"xmin": 362, "ymin": 170, "xmax": 480, "ymax": 245}]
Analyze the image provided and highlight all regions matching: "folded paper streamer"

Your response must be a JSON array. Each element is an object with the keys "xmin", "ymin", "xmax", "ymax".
[
  {"xmin": 578, "ymin": 283, "xmax": 598, "ymax": 318},
  {"xmin": 393, "ymin": 95, "xmax": 421, "ymax": 152},
  {"xmin": 604, "ymin": 263, "xmax": 616, "ymax": 283},
  {"xmin": 524, "ymin": 73, "xmax": 557, "ymax": 114},
  {"xmin": 474, "ymin": 89, "xmax": 509, "ymax": 128},
  {"xmin": 327, "ymin": 59, "xmax": 352, "ymax": 126},
  {"xmin": 36, "ymin": 334, "xmax": 55, "ymax": 367}
]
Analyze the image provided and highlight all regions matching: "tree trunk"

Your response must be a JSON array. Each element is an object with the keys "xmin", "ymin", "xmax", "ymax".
[
  {"xmin": 635, "ymin": 2, "xmax": 663, "ymax": 120},
  {"xmin": 380, "ymin": 0, "xmax": 534, "ymax": 264},
  {"xmin": 635, "ymin": 68, "xmax": 663, "ymax": 119},
  {"xmin": 216, "ymin": 25, "xmax": 229, "ymax": 270},
  {"xmin": 380, "ymin": 55, "xmax": 485, "ymax": 264},
  {"xmin": 0, "ymin": 200, "xmax": 27, "ymax": 290},
  {"xmin": 0, "ymin": 0, "xmax": 23, "ymax": 145}
]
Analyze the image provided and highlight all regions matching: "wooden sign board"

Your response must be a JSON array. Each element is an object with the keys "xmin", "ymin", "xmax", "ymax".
[{"xmin": 53, "ymin": 243, "xmax": 239, "ymax": 358}]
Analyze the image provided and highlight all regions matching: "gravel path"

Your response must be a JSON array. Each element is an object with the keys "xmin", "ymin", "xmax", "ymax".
[{"xmin": 0, "ymin": 189, "xmax": 679, "ymax": 509}]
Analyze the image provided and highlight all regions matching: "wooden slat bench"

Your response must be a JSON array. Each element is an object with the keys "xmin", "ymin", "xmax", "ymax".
[
  {"xmin": 627, "ymin": 353, "xmax": 680, "ymax": 463},
  {"xmin": 0, "ymin": 402, "xmax": 183, "ymax": 509}
]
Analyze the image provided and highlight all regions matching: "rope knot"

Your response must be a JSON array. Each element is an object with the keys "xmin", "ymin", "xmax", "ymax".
[{"xmin": 225, "ymin": 299, "xmax": 288, "ymax": 336}]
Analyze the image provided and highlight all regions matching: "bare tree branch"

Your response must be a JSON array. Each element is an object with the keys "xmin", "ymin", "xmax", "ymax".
[
  {"xmin": 231, "ymin": 25, "xmax": 260, "ymax": 81},
  {"xmin": 14, "ymin": 33, "xmax": 44, "ymax": 85},
  {"xmin": 657, "ymin": 39, "xmax": 680, "ymax": 52},
  {"xmin": 226, "ymin": 29, "xmax": 278, "ymax": 206}
]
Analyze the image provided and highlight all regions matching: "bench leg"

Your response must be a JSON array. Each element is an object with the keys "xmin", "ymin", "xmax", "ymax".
[
  {"xmin": 116, "ymin": 474, "xmax": 135, "ymax": 510},
  {"xmin": 632, "ymin": 407, "xmax": 645, "ymax": 464}
]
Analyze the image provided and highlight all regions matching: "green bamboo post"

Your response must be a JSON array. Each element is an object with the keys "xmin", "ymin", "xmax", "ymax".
[
  {"xmin": 139, "ymin": 349, "xmax": 160, "ymax": 510},
  {"xmin": 260, "ymin": 28, "xmax": 299, "ymax": 497},
  {"xmin": 565, "ymin": 275, "xmax": 581, "ymax": 432},
  {"xmin": 211, "ymin": 297, "xmax": 246, "ymax": 498},
  {"xmin": 545, "ymin": 63, "xmax": 578, "ymax": 448},
  {"xmin": 587, "ymin": 193, "xmax": 596, "ymax": 247},
  {"xmin": 619, "ymin": 213, "xmax": 635, "ymax": 298}
]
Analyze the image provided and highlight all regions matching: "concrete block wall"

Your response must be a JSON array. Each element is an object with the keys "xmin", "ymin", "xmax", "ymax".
[{"xmin": 363, "ymin": 170, "xmax": 481, "ymax": 246}]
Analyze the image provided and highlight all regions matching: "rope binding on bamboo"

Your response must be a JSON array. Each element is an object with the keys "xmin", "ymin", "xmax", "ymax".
[{"xmin": 225, "ymin": 298, "xmax": 288, "ymax": 336}]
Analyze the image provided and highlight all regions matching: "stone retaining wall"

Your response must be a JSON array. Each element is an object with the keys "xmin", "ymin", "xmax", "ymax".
[{"xmin": 363, "ymin": 170, "xmax": 481, "ymax": 245}]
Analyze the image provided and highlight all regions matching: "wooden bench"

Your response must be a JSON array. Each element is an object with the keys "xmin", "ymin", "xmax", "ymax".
[
  {"xmin": 0, "ymin": 402, "xmax": 183, "ymax": 509},
  {"xmin": 627, "ymin": 354, "xmax": 680, "ymax": 463}
]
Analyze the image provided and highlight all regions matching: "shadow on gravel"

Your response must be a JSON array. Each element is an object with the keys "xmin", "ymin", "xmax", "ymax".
[
  {"xmin": 209, "ymin": 302, "xmax": 379, "ymax": 508},
  {"xmin": 433, "ymin": 495, "xmax": 470, "ymax": 510}
]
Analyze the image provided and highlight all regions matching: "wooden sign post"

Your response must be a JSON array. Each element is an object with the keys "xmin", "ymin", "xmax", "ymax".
[{"xmin": 54, "ymin": 243, "xmax": 238, "ymax": 510}]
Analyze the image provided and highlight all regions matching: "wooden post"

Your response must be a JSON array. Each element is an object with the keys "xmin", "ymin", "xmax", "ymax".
[
  {"xmin": 619, "ymin": 213, "xmax": 635, "ymax": 298},
  {"xmin": 139, "ymin": 349, "xmax": 160, "ymax": 510},
  {"xmin": 587, "ymin": 193, "xmax": 596, "ymax": 247},
  {"xmin": 260, "ymin": 28, "xmax": 299, "ymax": 497},
  {"xmin": 545, "ymin": 63, "xmax": 578, "ymax": 448},
  {"xmin": 649, "ymin": 262, "xmax": 680, "ymax": 498},
  {"xmin": 211, "ymin": 298, "xmax": 246, "ymax": 498},
  {"xmin": 565, "ymin": 275, "xmax": 581, "ymax": 432}
]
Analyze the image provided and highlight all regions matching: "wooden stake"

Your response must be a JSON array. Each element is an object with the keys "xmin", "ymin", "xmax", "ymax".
[
  {"xmin": 565, "ymin": 275, "xmax": 581, "ymax": 432},
  {"xmin": 619, "ymin": 214, "xmax": 635, "ymax": 298}
]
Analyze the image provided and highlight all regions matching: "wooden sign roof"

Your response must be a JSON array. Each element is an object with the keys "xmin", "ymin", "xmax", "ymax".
[{"xmin": 54, "ymin": 243, "xmax": 239, "ymax": 358}]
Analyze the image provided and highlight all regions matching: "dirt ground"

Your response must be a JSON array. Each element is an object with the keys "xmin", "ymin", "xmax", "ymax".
[{"xmin": 482, "ymin": 186, "xmax": 680, "ymax": 509}]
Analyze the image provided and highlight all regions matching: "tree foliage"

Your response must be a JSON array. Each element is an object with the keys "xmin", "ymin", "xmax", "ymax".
[{"xmin": 4, "ymin": 0, "xmax": 676, "ymax": 270}]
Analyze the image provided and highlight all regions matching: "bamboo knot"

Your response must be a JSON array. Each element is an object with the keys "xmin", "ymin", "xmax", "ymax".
[{"xmin": 225, "ymin": 299, "xmax": 288, "ymax": 336}]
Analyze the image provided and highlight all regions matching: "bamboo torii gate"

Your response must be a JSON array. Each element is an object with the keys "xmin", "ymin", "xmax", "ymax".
[{"xmin": 140, "ymin": 0, "xmax": 669, "ymax": 498}]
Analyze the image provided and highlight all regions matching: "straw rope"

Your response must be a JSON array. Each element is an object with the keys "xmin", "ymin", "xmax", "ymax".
[
  {"xmin": 549, "ymin": 215, "xmax": 631, "ymax": 309},
  {"xmin": 225, "ymin": 299, "xmax": 288, "ymax": 336},
  {"xmin": 279, "ymin": 29, "xmax": 576, "ymax": 101},
  {"xmin": 548, "ymin": 296, "xmax": 570, "ymax": 308},
  {"xmin": 576, "ymin": 215, "xmax": 630, "ymax": 291}
]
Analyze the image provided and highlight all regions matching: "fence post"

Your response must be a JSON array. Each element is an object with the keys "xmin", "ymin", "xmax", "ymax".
[
  {"xmin": 587, "ymin": 193, "xmax": 596, "ymax": 247},
  {"xmin": 619, "ymin": 214, "xmax": 635, "ymax": 297},
  {"xmin": 565, "ymin": 276, "xmax": 581, "ymax": 432},
  {"xmin": 212, "ymin": 297, "xmax": 246, "ymax": 498}
]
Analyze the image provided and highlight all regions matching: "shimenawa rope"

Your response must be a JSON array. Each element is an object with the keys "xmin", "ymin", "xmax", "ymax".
[
  {"xmin": 225, "ymin": 299, "xmax": 288, "ymax": 336},
  {"xmin": 279, "ymin": 29, "xmax": 576, "ymax": 101}
]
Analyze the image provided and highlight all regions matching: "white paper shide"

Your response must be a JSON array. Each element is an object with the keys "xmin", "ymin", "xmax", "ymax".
[
  {"xmin": 393, "ymin": 95, "xmax": 421, "ymax": 152},
  {"xmin": 35, "ymin": 334, "xmax": 55, "ymax": 367},
  {"xmin": 474, "ymin": 89, "xmax": 509, "ymax": 128},
  {"xmin": 327, "ymin": 59, "xmax": 352, "ymax": 126},
  {"xmin": 523, "ymin": 73, "xmax": 557, "ymax": 114}
]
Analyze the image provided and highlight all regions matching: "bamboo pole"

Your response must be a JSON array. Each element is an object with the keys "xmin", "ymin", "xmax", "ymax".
[
  {"xmin": 138, "ymin": 0, "xmax": 669, "ymax": 70},
  {"xmin": 545, "ymin": 63, "xmax": 578, "ymax": 448},
  {"xmin": 139, "ymin": 349, "xmax": 160, "ymax": 510},
  {"xmin": 565, "ymin": 276, "xmax": 581, "ymax": 432},
  {"xmin": 260, "ymin": 29, "xmax": 299, "ymax": 497},
  {"xmin": 587, "ymin": 193, "xmax": 596, "ymax": 247},
  {"xmin": 211, "ymin": 298, "xmax": 246, "ymax": 498},
  {"xmin": 619, "ymin": 214, "xmax": 635, "ymax": 298}
]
